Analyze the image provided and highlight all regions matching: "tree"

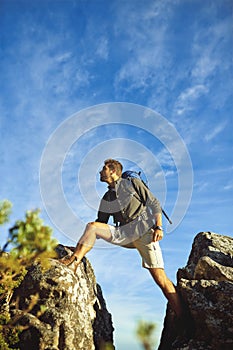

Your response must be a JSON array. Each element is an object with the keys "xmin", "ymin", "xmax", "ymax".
[
  {"xmin": 0, "ymin": 200, "xmax": 12, "ymax": 225},
  {"xmin": 136, "ymin": 320, "xmax": 157, "ymax": 350},
  {"xmin": 0, "ymin": 200, "xmax": 58, "ymax": 349}
]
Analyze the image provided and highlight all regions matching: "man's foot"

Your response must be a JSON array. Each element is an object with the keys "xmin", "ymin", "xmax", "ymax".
[
  {"xmin": 64, "ymin": 245, "xmax": 76, "ymax": 252},
  {"xmin": 59, "ymin": 254, "xmax": 81, "ymax": 267},
  {"xmin": 174, "ymin": 309, "xmax": 194, "ymax": 340}
]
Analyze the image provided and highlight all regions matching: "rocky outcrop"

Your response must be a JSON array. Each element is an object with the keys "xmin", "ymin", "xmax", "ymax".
[
  {"xmin": 10, "ymin": 245, "xmax": 114, "ymax": 350},
  {"xmin": 158, "ymin": 232, "xmax": 233, "ymax": 350}
]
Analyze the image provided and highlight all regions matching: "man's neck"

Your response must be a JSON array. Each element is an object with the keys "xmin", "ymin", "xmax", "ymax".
[{"xmin": 107, "ymin": 176, "xmax": 120, "ymax": 188}]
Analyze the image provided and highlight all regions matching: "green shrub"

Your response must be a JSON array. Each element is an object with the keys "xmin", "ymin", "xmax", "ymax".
[{"xmin": 0, "ymin": 200, "xmax": 58, "ymax": 348}]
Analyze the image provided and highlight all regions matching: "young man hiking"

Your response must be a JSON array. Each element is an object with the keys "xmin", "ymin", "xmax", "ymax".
[{"xmin": 60, "ymin": 158, "xmax": 183, "ymax": 318}]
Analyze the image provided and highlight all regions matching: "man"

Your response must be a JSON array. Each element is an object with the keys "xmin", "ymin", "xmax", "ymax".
[{"xmin": 60, "ymin": 158, "xmax": 182, "ymax": 318}]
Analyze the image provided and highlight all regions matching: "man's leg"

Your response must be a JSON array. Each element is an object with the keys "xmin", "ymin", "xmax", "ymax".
[
  {"xmin": 132, "ymin": 232, "xmax": 183, "ymax": 317},
  {"xmin": 149, "ymin": 268, "xmax": 183, "ymax": 318},
  {"xmin": 60, "ymin": 221, "xmax": 112, "ymax": 265}
]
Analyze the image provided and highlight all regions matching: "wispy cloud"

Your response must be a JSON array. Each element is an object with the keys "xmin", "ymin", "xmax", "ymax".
[
  {"xmin": 191, "ymin": 17, "xmax": 232, "ymax": 81},
  {"xmin": 113, "ymin": 1, "xmax": 172, "ymax": 95},
  {"xmin": 174, "ymin": 84, "xmax": 209, "ymax": 116},
  {"xmin": 96, "ymin": 36, "xmax": 109, "ymax": 60},
  {"xmin": 223, "ymin": 183, "xmax": 233, "ymax": 191},
  {"xmin": 185, "ymin": 18, "xmax": 232, "ymax": 120},
  {"xmin": 204, "ymin": 121, "xmax": 227, "ymax": 142},
  {"xmin": 194, "ymin": 181, "xmax": 209, "ymax": 193}
]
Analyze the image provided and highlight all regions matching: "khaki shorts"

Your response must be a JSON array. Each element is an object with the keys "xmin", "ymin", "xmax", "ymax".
[{"xmin": 108, "ymin": 225, "xmax": 164, "ymax": 269}]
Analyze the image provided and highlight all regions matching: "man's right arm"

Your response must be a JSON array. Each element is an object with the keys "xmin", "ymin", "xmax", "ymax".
[
  {"xmin": 95, "ymin": 196, "xmax": 110, "ymax": 223},
  {"xmin": 95, "ymin": 211, "xmax": 110, "ymax": 223}
]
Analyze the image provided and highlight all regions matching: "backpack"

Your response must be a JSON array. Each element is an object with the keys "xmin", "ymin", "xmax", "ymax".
[{"xmin": 122, "ymin": 170, "xmax": 172, "ymax": 224}]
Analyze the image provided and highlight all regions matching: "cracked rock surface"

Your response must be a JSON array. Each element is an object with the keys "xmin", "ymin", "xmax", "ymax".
[
  {"xmin": 10, "ymin": 245, "xmax": 114, "ymax": 350},
  {"xmin": 158, "ymin": 232, "xmax": 233, "ymax": 350}
]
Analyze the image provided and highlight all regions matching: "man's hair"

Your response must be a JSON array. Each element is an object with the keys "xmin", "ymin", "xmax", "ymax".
[{"xmin": 104, "ymin": 159, "xmax": 123, "ymax": 176}]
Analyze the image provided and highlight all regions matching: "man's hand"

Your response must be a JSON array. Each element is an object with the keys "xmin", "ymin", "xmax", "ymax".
[{"xmin": 152, "ymin": 228, "xmax": 163, "ymax": 242}]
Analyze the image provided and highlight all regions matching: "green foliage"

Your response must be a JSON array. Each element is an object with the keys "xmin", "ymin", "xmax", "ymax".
[
  {"xmin": 0, "ymin": 315, "xmax": 20, "ymax": 350},
  {"xmin": 9, "ymin": 208, "xmax": 58, "ymax": 260},
  {"xmin": 136, "ymin": 320, "xmax": 157, "ymax": 350},
  {"xmin": 0, "ymin": 199, "xmax": 58, "ymax": 349},
  {"xmin": 0, "ymin": 200, "xmax": 12, "ymax": 225}
]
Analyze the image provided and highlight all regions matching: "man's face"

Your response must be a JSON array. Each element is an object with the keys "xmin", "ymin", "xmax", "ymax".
[{"xmin": 99, "ymin": 164, "xmax": 112, "ymax": 182}]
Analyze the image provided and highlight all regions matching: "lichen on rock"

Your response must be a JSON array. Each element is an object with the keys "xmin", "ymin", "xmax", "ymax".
[{"xmin": 8, "ymin": 245, "xmax": 114, "ymax": 350}]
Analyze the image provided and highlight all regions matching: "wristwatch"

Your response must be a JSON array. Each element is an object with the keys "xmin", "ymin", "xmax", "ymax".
[{"xmin": 153, "ymin": 225, "xmax": 163, "ymax": 231}]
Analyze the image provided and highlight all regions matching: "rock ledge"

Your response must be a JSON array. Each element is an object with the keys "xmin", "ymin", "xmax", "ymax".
[
  {"xmin": 10, "ymin": 245, "xmax": 114, "ymax": 350},
  {"xmin": 158, "ymin": 232, "xmax": 233, "ymax": 350}
]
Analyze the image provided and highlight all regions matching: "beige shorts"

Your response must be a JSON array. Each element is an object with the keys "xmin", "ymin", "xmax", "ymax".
[{"xmin": 108, "ymin": 225, "xmax": 164, "ymax": 269}]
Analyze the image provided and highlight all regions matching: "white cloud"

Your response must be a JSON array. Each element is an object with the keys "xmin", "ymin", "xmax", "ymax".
[
  {"xmin": 156, "ymin": 148, "xmax": 175, "ymax": 168},
  {"xmin": 113, "ymin": 1, "xmax": 171, "ymax": 94},
  {"xmin": 74, "ymin": 68, "xmax": 91, "ymax": 87},
  {"xmin": 204, "ymin": 121, "xmax": 227, "ymax": 142},
  {"xmin": 175, "ymin": 84, "xmax": 209, "ymax": 115},
  {"xmin": 96, "ymin": 36, "xmax": 109, "ymax": 60},
  {"xmin": 191, "ymin": 55, "xmax": 218, "ymax": 81},
  {"xmin": 194, "ymin": 181, "xmax": 208, "ymax": 193},
  {"xmin": 55, "ymin": 51, "xmax": 73, "ymax": 64},
  {"xmin": 178, "ymin": 85, "xmax": 208, "ymax": 103},
  {"xmin": 170, "ymin": 6, "xmax": 232, "ymax": 144},
  {"xmin": 223, "ymin": 183, "xmax": 233, "ymax": 191},
  {"xmin": 191, "ymin": 18, "xmax": 231, "ymax": 81}
]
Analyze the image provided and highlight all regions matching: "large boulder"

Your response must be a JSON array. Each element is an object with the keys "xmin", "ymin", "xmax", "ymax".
[
  {"xmin": 158, "ymin": 232, "xmax": 233, "ymax": 350},
  {"xmin": 10, "ymin": 245, "xmax": 114, "ymax": 350}
]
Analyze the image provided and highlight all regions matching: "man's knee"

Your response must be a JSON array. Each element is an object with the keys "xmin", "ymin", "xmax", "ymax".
[
  {"xmin": 86, "ymin": 221, "xmax": 98, "ymax": 229},
  {"xmin": 85, "ymin": 221, "xmax": 107, "ymax": 235},
  {"xmin": 86, "ymin": 221, "xmax": 95, "ymax": 227},
  {"xmin": 84, "ymin": 221, "xmax": 112, "ymax": 241},
  {"xmin": 85, "ymin": 222, "xmax": 98, "ymax": 235}
]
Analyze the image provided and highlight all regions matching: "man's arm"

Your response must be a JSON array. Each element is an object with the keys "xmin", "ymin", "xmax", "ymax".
[
  {"xmin": 131, "ymin": 178, "xmax": 161, "ymax": 213},
  {"xmin": 132, "ymin": 179, "xmax": 164, "ymax": 242},
  {"xmin": 95, "ymin": 195, "xmax": 111, "ymax": 223},
  {"xmin": 152, "ymin": 212, "xmax": 163, "ymax": 242}
]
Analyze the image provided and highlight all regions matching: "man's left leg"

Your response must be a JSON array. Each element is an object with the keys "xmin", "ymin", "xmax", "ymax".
[
  {"xmin": 59, "ymin": 221, "xmax": 112, "ymax": 267},
  {"xmin": 149, "ymin": 267, "xmax": 183, "ymax": 318}
]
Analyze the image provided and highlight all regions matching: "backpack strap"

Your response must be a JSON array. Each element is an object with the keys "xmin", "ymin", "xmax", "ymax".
[{"xmin": 128, "ymin": 177, "xmax": 146, "ymax": 206}]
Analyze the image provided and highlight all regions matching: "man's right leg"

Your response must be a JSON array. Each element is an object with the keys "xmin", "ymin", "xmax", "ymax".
[
  {"xmin": 60, "ymin": 221, "xmax": 112, "ymax": 266},
  {"xmin": 149, "ymin": 268, "xmax": 183, "ymax": 318}
]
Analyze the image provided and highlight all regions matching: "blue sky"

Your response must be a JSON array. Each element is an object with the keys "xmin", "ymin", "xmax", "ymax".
[{"xmin": 0, "ymin": 0, "xmax": 232, "ymax": 348}]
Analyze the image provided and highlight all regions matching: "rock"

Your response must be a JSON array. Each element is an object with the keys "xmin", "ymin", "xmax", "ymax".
[
  {"xmin": 158, "ymin": 232, "xmax": 233, "ymax": 350},
  {"xmin": 9, "ymin": 245, "xmax": 114, "ymax": 350}
]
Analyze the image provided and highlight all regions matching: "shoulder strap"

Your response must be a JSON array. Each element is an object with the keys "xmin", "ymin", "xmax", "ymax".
[{"xmin": 128, "ymin": 177, "xmax": 146, "ymax": 206}]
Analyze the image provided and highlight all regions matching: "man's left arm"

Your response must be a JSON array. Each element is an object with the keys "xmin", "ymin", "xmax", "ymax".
[
  {"xmin": 132, "ymin": 179, "xmax": 164, "ymax": 241},
  {"xmin": 152, "ymin": 212, "xmax": 163, "ymax": 242}
]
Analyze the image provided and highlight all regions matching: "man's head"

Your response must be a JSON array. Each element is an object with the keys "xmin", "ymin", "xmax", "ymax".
[
  {"xmin": 99, "ymin": 159, "xmax": 123, "ymax": 183},
  {"xmin": 104, "ymin": 159, "xmax": 123, "ymax": 176}
]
